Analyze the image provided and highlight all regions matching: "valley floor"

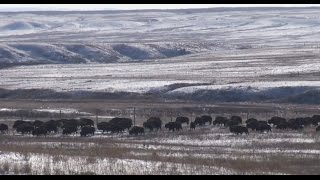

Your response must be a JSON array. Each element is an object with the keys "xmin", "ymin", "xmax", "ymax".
[
  {"xmin": 0, "ymin": 125, "xmax": 319, "ymax": 175},
  {"xmin": 0, "ymin": 100, "xmax": 319, "ymax": 175}
]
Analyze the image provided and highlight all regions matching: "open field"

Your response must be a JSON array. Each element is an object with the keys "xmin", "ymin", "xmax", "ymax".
[
  {"xmin": 0, "ymin": 100, "xmax": 319, "ymax": 175},
  {"xmin": 0, "ymin": 123, "xmax": 319, "ymax": 175}
]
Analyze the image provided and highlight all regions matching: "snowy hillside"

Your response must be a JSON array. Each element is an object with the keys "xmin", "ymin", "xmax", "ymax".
[
  {"xmin": 0, "ymin": 8, "xmax": 320, "ymax": 65},
  {"xmin": 1, "ymin": 7, "xmax": 320, "ymax": 103}
]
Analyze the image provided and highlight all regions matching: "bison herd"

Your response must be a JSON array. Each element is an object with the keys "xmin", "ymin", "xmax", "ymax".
[{"xmin": 0, "ymin": 114, "xmax": 320, "ymax": 137}]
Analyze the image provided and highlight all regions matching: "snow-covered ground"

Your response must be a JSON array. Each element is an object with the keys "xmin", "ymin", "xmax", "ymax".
[
  {"xmin": 0, "ymin": 108, "xmax": 91, "ymax": 115},
  {"xmin": 1, "ymin": 8, "xmax": 320, "ymax": 103},
  {"xmin": 0, "ymin": 125, "xmax": 318, "ymax": 175},
  {"xmin": 0, "ymin": 47, "xmax": 320, "ymax": 103}
]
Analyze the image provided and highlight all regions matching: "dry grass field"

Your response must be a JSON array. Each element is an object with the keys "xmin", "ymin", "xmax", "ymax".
[{"xmin": 0, "ymin": 100, "xmax": 319, "ymax": 175}]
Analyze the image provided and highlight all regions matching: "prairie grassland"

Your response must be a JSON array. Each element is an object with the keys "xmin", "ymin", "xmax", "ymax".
[{"xmin": 0, "ymin": 123, "xmax": 319, "ymax": 175}]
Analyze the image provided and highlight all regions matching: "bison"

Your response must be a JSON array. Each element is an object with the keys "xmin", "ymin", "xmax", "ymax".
[
  {"xmin": 129, "ymin": 126, "xmax": 145, "ymax": 135},
  {"xmin": 143, "ymin": 117, "xmax": 162, "ymax": 131},
  {"xmin": 79, "ymin": 118, "xmax": 94, "ymax": 128},
  {"xmin": 268, "ymin": 117, "xmax": 286, "ymax": 126},
  {"xmin": 194, "ymin": 117, "xmax": 205, "ymax": 126},
  {"xmin": 109, "ymin": 117, "xmax": 133, "ymax": 131},
  {"xmin": 13, "ymin": 120, "xmax": 32, "ymax": 129},
  {"xmin": 143, "ymin": 121, "xmax": 154, "ymax": 131},
  {"xmin": 213, "ymin": 116, "xmax": 228, "ymax": 127},
  {"xmin": 176, "ymin": 116, "xmax": 189, "ymax": 125},
  {"xmin": 255, "ymin": 123, "xmax": 271, "ymax": 133},
  {"xmin": 312, "ymin": 115, "xmax": 320, "ymax": 126},
  {"xmin": 97, "ymin": 122, "xmax": 110, "ymax": 133},
  {"xmin": 245, "ymin": 118, "xmax": 258, "ymax": 125},
  {"xmin": 62, "ymin": 119, "xmax": 80, "ymax": 129},
  {"xmin": 276, "ymin": 122, "xmax": 288, "ymax": 130},
  {"xmin": 300, "ymin": 117, "xmax": 313, "ymax": 127},
  {"xmin": 62, "ymin": 126, "xmax": 78, "ymax": 136},
  {"xmin": 43, "ymin": 120, "xmax": 59, "ymax": 134},
  {"xmin": 106, "ymin": 123, "xmax": 124, "ymax": 133},
  {"xmin": 229, "ymin": 126, "xmax": 249, "ymax": 135},
  {"xmin": 80, "ymin": 126, "xmax": 95, "ymax": 137},
  {"xmin": 200, "ymin": 115, "xmax": 212, "ymax": 125},
  {"xmin": 146, "ymin": 117, "xmax": 162, "ymax": 130},
  {"xmin": 288, "ymin": 122, "xmax": 303, "ymax": 131},
  {"xmin": 32, "ymin": 127, "xmax": 47, "ymax": 136},
  {"xmin": 246, "ymin": 121, "xmax": 258, "ymax": 131},
  {"xmin": 0, "ymin": 124, "xmax": 8, "ymax": 134},
  {"xmin": 97, "ymin": 121, "xmax": 124, "ymax": 134},
  {"xmin": 227, "ymin": 119, "xmax": 241, "ymax": 127},
  {"xmin": 33, "ymin": 120, "xmax": 44, "ymax": 128},
  {"xmin": 165, "ymin": 122, "xmax": 182, "ymax": 132},
  {"xmin": 316, "ymin": 126, "xmax": 320, "ymax": 132},
  {"xmin": 16, "ymin": 123, "xmax": 34, "ymax": 135},
  {"xmin": 190, "ymin": 121, "xmax": 196, "ymax": 130},
  {"xmin": 230, "ymin": 116, "xmax": 242, "ymax": 124}
]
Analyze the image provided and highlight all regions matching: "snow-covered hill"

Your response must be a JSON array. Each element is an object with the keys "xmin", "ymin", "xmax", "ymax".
[
  {"xmin": 0, "ymin": 42, "xmax": 203, "ymax": 66},
  {"xmin": 1, "ymin": 7, "xmax": 320, "ymax": 103},
  {"xmin": 0, "ymin": 7, "xmax": 320, "ymax": 65}
]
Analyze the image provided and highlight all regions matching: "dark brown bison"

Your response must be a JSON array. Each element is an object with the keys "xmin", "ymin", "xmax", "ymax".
[
  {"xmin": 80, "ymin": 126, "xmax": 95, "ymax": 137},
  {"xmin": 247, "ymin": 121, "xmax": 270, "ymax": 132},
  {"xmin": 0, "ymin": 124, "xmax": 8, "ymax": 134},
  {"xmin": 43, "ymin": 120, "xmax": 59, "ymax": 134},
  {"xmin": 106, "ymin": 123, "xmax": 124, "ymax": 133},
  {"xmin": 230, "ymin": 116, "xmax": 242, "ymax": 124},
  {"xmin": 288, "ymin": 122, "xmax": 304, "ymax": 131},
  {"xmin": 316, "ymin": 126, "xmax": 320, "ymax": 132},
  {"xmin": 190, "ymin": 122, "xmax": 196, "ymax": 130},
  {"xmin": 33, "ymin": 120, "xmax": 44, "ymax": 128},
  {"xmin": 79, "ymin": 118, "xmax": 94, "ymax": 128},
  {"xmin": 62, "ymin": 119, "xmax": 80, "ymax": 129},
  {"xmin": 97, "ymin": 121, "xmax": 124, "ymax": 134},
  {"xmin": 276, "ymin": 122, "xmax": 288, "ymax": 130},
  {"xmin": 13, "ymin": 120, "xmax": 32, "ymax": 129},
  {"xmin": 97, "ymin": 122, "xmax": 109, "ymax": 133},
  {"xmin": 129, "ymin": 126, "xmax": 145, "ymax": 135},
  {"xmin": 165, "ymin": 122, "xmax": 182, "ymax": 132},
  {"xmin": 143, "ymin": 117, "xmax": 162, "ymax": 131},
  {"xmin": 246, "ymin": 121, "xmax": 258, "ymax": 130},
  {"xmin": 245, "ymin": 118, "xmax": 258, "ymax": 125},
  {"xmin": 213, "ymin": 116, "xmax": 228, "ymax": 126},
  {"xmin": 194, "ymin": 117, "xmax": 205, "ymax": 126},
  {"xmin": 32, "ymin": 127, "xmax": 47, "ymax": 136},
  {"xmin": 255, "ymin": 123, "xmax": 272, "ymax": 133},
  {"xmin": 16, "ymin": 123, "xmax": 34, "ymax": 135},
  {"xmin": 312, "ymin": 115, "xmax": 320, "ymax": 126},
  {"xmin": 300, "ymin": 117, "xmax": 313, "ymax": 127},
  {"xmin": 227, "ymin": 119, "xmax": 241, "ymax": 127},
  {"xmin": 176, "ymin": 116, "xmax": 189, "ymax": 125},
  {"xmin": 109, "ymin": 117, "xmax": 133, "ymax": 131},
  {"xmin": 268, "ymin": 117, "xmax": 286, "ymax": 126},
  {"xmin": 62, "ymin": 126, "xmax": 78, "ymax": 136},
  {"xmin": 146, "ymin": 117, "xmax": 162, "ymax": 130},
  {"xmin": 229, "ymin": 126, "xmax": 249, "ymax": 135},
  {"xmin": 143, "ymin": 121, "xmax": 154, "ymax": 131},
  {"xmin": 200, "ymin": 115, "xmax": 212, "ymax": 125}
]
